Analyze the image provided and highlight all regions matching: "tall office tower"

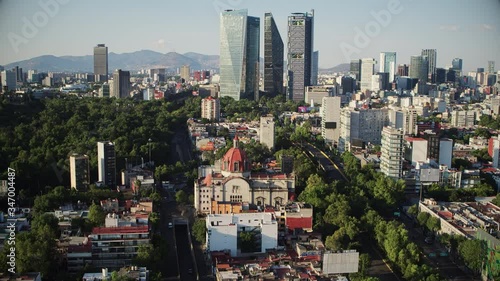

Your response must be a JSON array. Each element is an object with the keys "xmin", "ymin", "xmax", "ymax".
[
  {"xmin": 488, "ymin": 61, "xmax": 495, "ymax": 73},
  {"xmin": 287, "ymin": 10, "xmax": 314, "ymax": 102},
  {"xmin": 201, "ymin": 96, "xmax": 221, "ymax": 121},
  {"xmin": 259, "ymin": 116, "xmax": 275, "ymax": 150},
  {"xmin": 397, "ymin": 64, "xmax": 409, "ymax": 76},
  {"xmin": 435, "ymin": 68, "xmax": 446, "ymax": 84},
  {"xmin": 409, "ymin": 55, "xmax": 429, "ymax": 83},
  {"xmin": 360, "ymin": 58, "xmax": 376, "ymax": 92},
  {"xmin": 263, "ymin": 12, "xmax": 284, "ymax": 94},
  {"xmin": 452, "ymin": 58, "xmax": 463, "ymax": 71},
  {"xmin": 0, "ymin": 70, "xmax": 16, "ymax": 92},
  {"xmin": 379, "ymin": 52, "xmax": 396, "ymax": 82},
  {"xmin": 375, "ymin": 72, "xmax": 390, "ymax": 90},
  {"xmin": 421, "ymin": 49, "xmax": 437, "ymax": 78},
  {"xmin": 219, "ymin": 9, "xmax": 260, "ymax": 101},
  {"xmin": 350, "ymin": 59, "xmax": 361, "ymax": 82},
  {"xmin": 321, "ymin": 96, "xmax": 341, "ymax": 145},
  {"xmin": 13, "ymin": 66, "xmax": 23, "ymax": 82},
  {"xmin": 341, "ymin": 76, "xmax": 356, "ymax": 94},
  {"xmin": 112, "ymin": 69, "xmax": 131, "ymax": 99},
  {"xmin": 312, "ymin": 51, "xmax": 319, "ymax": 86},
  {"xmin": 97, "ymin": 141, "xmax": 116, "ymax": 188},
  {"xmin": 380, "ymin": 126, "xmax": 404, "ymax": 179},
  {"xmin": 180, "ymin": 65, "xmax": 190, "ymax": 82},
  {"xmin": 69, "ymin": 154, "xmax": 90, "ymax": 191},
  {"xmin": 94, "ymin": 44, "xmax": 108, "ymax": 82}
]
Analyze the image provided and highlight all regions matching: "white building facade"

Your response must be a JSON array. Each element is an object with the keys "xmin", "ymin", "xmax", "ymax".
[
  {"xmin": 381, "ymin": 126, "xmax": 404, "ymax": 179},
  {"xmin": 206, "ymin": 212, "xmax": 278, "ymax": 256},
  {"xmin": 321, "ymin": 96, "xmax": 341, "ymax": 145}
]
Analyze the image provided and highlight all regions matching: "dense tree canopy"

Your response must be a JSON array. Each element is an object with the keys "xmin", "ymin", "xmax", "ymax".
[
  {"xmin": 192, "ymin": 218, "xmax": 207, "ymax": 244},
  {"xmin": 0, "ymin": 97, "xmax": 197, "ymax": 195},
  {"xmin": 458, "ymin": 239, "xmax": 487, "ymax": 275},
  {"xmin": 88, "ymin": 202, "xmax": 106, "ymax": 227}
]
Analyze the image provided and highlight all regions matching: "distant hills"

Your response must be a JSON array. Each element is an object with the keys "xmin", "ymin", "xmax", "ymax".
[
  {"xmin": 319, "ymin": 63, "xmax": 350, "ymax": 74},
  {"xmin": 4, "ymin": 50, "xmax": 349, "ymax": 74},
  {"xmin": 3, "ymin": 50, "xmax": 220, "ymax": 73}
]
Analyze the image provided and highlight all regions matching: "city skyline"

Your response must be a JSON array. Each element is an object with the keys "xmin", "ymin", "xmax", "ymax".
[{"xmin": 0, "ymin": 1, "xmax": 499, "ymax": 72}]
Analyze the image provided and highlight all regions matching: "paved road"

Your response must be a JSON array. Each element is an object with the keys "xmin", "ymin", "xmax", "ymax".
[
  {"xmin": 398, "ymin": 213, "xmax": 472, "ymax": 281},
  {"xmin": 159, "ymin": 188, "xmax": 180, "ymax": 279},
  {"xmin": 359, "ymin": 233, "xmax": 402, "ymax": 281},
  {"xmin": 174, "ymin": 223, "xmax": 197, "ymax": 281},
  {"xmin": 301, "ymin": 142, "xmax": 348, "ymax": 182},
  {"xmin": 169, "ymin": 127, "xmax": 192, "ymax": 165}
]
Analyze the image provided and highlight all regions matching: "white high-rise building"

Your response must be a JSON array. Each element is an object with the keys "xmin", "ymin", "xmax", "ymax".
[
  {"xmin": 403, "ymin": 108, "xmax": 418, "ymax": 136},
  {"xmin": 97, "ymin": 141, "xmax": 116, "ymax": 188},
  {"xmin": 360, "ymin": 58, "xmax": 376, "ymax": 92},
  {"xmin": 450, "ymin": 110, "xmax": 475, "ymax": 128},
  {"xmin": 381, "ymin": 126, "xmax": 404, "ymax": 179},
  {"xmin": 388, "ymin": 107, "xmax": 417, "ymax": 136},
  {"xmin": 439, "ymin": 138, "xmax": 453, "ymax": 168},
  {"xmin": 421, "ymin": 49, "xmax": 437, "ymax": 78},
  {"xmin": 339, "ymin": 108, "xmax": 389, "ymax": 152},
  {"xmin": 201, "ymin": 96, "xmax": 221, "ymax": 121},
  {"xmin": 69, "ymin": 154, "xmax": 90, "ymax": 191},
  {"xmin": 380, "ymin": 52, "xmax": 396, "ymax": 82},
  {"xmin": 488, "ymin": 61, "xmax": 495, "ymax": 74},
  {"xmin": 259, "ymin": 116, "xmax": 275, "ymax": 150},
  {"xmin": 371, "ymin": 74, "xmax": 381, "ymax": 92},
  {"xmin": 321, "ymin": 96, "xmax": 342, "ymax": 145},
  {"xmin": 1, "ymin": 70, "xmax": 16, "ymax": 92}
]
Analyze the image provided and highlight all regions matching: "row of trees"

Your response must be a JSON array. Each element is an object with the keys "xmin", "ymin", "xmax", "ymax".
[
  {"xmin": 426, "ymin": 182, "xmax": 497, "ymax": 202},
  {"xmin": 296, "ymin": 151, "xmax": 442, "ymax": 280}
]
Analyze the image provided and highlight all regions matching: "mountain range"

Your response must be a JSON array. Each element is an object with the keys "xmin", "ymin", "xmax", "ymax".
[
  {"xmin": 2, "ymin": 50, "xmax": 348, "ymax": 74},
  {"xmin": 3, "ymin": 50, "xmax": 220, "ymax": 73}
]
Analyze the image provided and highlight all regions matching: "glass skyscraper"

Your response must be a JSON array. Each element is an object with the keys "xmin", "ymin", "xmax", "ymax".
[
  {"xmin": 350, "ymin": 59, "xmax": 361, "ymax": 82},
  {"xmin": 452, "ymin": 58, "xmax": 463, "ymax": 71},
  {"xmin": 409, "ymin": 55, "xmax": 429, "ymax": 83},
  {"xmin": 287, "ymin": 10, "xmax": 314, "ymax": 102},
  {"xmin": 263, "ymin": 12, "xmax": 284, "ymax": 95},
  {"xmin": 94, "ymin": 44, "xmax": 108, "ymax": 82},
  {"xmin": 219, "ymin": 9, "xmax": 260, "ymax": 101},
  {"xmin": 379, "ymin": 52, "xmax": 396, "ymax": 82},
  {"xmin": 312, "ymin": 51, "xmax": 319, "ymax": 86}
]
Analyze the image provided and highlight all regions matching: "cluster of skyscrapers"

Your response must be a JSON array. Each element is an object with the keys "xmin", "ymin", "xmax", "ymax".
[
  {"xmin": 219, "ymin": 9, "xmax": 318, "ymax": 101},
  {"xmin": 92, "ymin": 44, "xmax": 131, "ymax": 98},
  {"xmin": 348, "ymin": 49, "xmax": 498, "ymax": 94}
]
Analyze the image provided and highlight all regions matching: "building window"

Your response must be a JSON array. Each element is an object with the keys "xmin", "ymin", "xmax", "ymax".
[
  {"xmin": 230, "ymin": 195, "xmax": 242, "ymax": 202},
  {"xmin": 232, "ymin": 185, "xmax": 240, "ymax": 193}
]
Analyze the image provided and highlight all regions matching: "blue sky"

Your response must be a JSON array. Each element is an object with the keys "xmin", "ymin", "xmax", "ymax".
[{"xmin": 0, "ymin": 0, "xmax": 499, "ymax": 72}]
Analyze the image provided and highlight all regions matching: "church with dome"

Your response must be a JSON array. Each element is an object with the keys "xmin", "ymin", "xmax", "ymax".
[{"xmin": 194, "ymin": 136, "xmax": 295, "ymax": 214}]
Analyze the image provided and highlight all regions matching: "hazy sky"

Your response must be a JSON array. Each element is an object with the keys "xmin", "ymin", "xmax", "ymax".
[{"xmin": 0, "ymin": 0, "xmax": 499, "ymax": 72}]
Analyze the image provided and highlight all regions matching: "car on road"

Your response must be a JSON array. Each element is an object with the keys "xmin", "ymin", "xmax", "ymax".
[
  {"xmin": 424, "ymin": 236, "xmax": 434, "ymax": 244},
  {"xmin": 187, "ymin": 268, "xmax": 193, "ymax": 274},
  {"xmin": 168, "ymin": 222, "xmax": 173, "ymax": 229}
]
